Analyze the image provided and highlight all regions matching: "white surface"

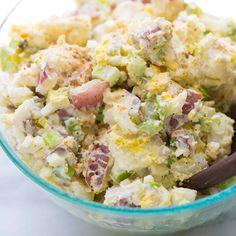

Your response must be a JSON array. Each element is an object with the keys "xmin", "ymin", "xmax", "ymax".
[{"xmin": 1, "ymin": 0, "xmax": 236, "ymax": 236}]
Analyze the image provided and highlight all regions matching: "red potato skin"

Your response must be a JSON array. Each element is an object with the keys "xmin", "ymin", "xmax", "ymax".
[
  {"xmin": 166, "ymin": 90, "xmax": 201, "ymax": 133},
  {"xmin": 71, "ymin": 81, "xmax": 109, "ymax": 109},
  {"xmin": 38, "ymin": 64, "xmax": 49, "ymax": 85},
  {"xmin": 83, "ymin": 143, "xmax": 111, "ymax": 193},
  {"xmin": 38, "ymin": 70, "xmax": 48, "ymax": 84},
  {"xmin": 114, "ymin": 198, "xmax": 141, "ymax": 208}
]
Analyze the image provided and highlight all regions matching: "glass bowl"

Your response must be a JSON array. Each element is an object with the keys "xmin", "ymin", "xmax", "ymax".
[{"xmin": 1, "ymin": 0, "xmax": 236, "ymax": 234}]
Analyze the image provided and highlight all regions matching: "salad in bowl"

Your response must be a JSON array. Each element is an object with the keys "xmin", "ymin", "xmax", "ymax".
[{"xmin": 0, "ymin": 0, "xmax": 235, "ymax": 233}]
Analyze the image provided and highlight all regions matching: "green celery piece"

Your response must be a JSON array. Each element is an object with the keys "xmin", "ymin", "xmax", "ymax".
[
  {"xmin": 0, "ymin": 47, "xmax": 20, "ymax": 74},
  {"xmin": 116, "ymin": 171, "xmax": 132, "ymax": 183},
  {"xmin": 92, "ymin": 65, "xmax": 121, "ymax": 86},
  {"xmin": 35, "ymin": 117, "xmax": 47, "ymax": 128},
  {"xmin": 200, "ymin": 116, "xmax": 221, "ymax": 127},
  {"xmin": 127, "ymin": 56, "xmax": 146, "ymax": 79},
  {"xmin": 53, "ymin": 168, "xmax": 63, "ymax": 179},
  {"xmin": 139, "ymin": 119, "xmax": 164, "ymax": 135},
  {"xmin": 67, "ymin": 163, "xmax": 75, "ymax": 178},
  {"xmin": 130, "ymin": 115, "xmax": 140, "ymax": 125},
  {"xmin": 149, "ymin": 182, "xmax": 161, "ymax": 188},
  {"xmin": 53, "ymin": 168, "xmax": 69, "ymax": 181},
  {"xmin": 43, "ymin": 131, "xmax": 61, "ymax": 149},
  {"xmin": 156, "ymin": 98, "xmax": 167, "ymax": 120},
  {"xmin": 198, "ymin": 86, "xmax": 210, "ymax": 100},
  {"xmin": 170, "ymin": 138, "xmax": 178, "ymax": 151},
  {"xmin": 97, "ymin": 106, "xmax": 104, "ymax": 122}
]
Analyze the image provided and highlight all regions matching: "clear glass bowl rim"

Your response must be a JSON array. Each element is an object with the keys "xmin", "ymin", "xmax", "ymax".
[{"xmin": 1, "ymin": 0, "xmax": 236, "ymax": 215}]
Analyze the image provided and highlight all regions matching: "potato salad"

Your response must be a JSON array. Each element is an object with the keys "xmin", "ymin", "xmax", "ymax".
[{"xmin": 0, "ymin": 0, "xmax": 235, "ymax": 208}]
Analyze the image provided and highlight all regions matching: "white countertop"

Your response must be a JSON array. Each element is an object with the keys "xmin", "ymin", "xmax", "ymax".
[
  {"xmin": 1, "ymin": 148, "xmax": 236, "ymax": 236},
  {"xmin": 1, "ymin": 1, "xmax": 236, "ymax": 235}
]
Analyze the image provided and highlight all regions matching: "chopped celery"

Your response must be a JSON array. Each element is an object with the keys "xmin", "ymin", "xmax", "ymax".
[
  {"xmin": 35, "ymin": 117, "xmax": 47, "ymax": 128},
  {"xmin": 156, "ymin": 98, "xmax": 167, "ymax": 120},
  {"xmin": 139, "ymin": 119, "xmax": 164, "ymax": 135},
  {"xmin": 67, "ymin": 162, "xmax": 75, "ymax": 178},
  {"xmin": 200, "ymin": 116, "xmax": 221, "ymax": 127},
  {"xmin": 53, "ymin": 168, "xmax": 64, "ymax": 179},
  {"xmin": 188, "ymin": 43, "xmax": 197, "ymax": 55},
  {"xmin": 143, "ymin": 97, "xmax": 159, "ymax": 119},
  {"xmin": 149, "ymin": 182, "xmax": 161, "ymax": 188},
  {"xmin": 130, "ymin": 115, "xmax": 136, "ymax": 124},
  {"xmin": 53, "ymin": 167, "xmax": 69, "ymax": 181},
  {"xmin": 43, "ymin": 131, "xmax": 61, "ymax": 149},
  {"xmin": 107, "ymin": 44, "xmax": 121, "ymax": 57},
  {"xmin": 116, "ymin": 171, "xmax": 132, "ymax": 183},
  {"xmin": 130, "ymin": 115, "xmax": 139, "ymax": 125},
  {"xmin": 9, "ymin": 36, "xmax": 24, "ymax": 50},
  {"xmin": 92, "ymin": 65, "xmax": 121, "ymax": 86},
  {"xmin": 97, "ymin": 105, "xmax": 104, "ymax": 122},
  {"xmin": 0, "ymin": 47, "xmax": 20, "ymax": 74},
  {"xmin": 127, "ymin": 56, "xmax": 146, "ymax": 79},
  {"xmin": 0, "ymin": 35, "xmax": 30, "ymax": 74}
]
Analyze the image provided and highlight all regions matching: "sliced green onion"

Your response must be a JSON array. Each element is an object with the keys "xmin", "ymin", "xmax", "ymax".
[
  {"xmin": 43, "ymin": 131, "xmax": 61, "ymax": 149},
  {"xmin": 167, "ymin": 155, "xmax": 177, "ymax": 167},
  {"xmin": 170, "ymin": 138, "xmax": 178, "ymax": 151},
  {"xmin": 65, "ymin": 118, "xmax": 83, "ymax": 141},
  {"xmin": 66, "ymin": 118, "xmax": 80, "ymax": 134}
]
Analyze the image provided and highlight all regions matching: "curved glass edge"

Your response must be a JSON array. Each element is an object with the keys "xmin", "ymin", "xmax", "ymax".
[
  {"xmin": 0, "ymin": 0, "xmax": 22, "ymax": 29},
  {"xmin": 1, "ymin": 131, "xmax": 236, "ymax": 215},
  {"xmin": 1, "ymin": 0, "xmax": 236, "ymax": 216}
]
